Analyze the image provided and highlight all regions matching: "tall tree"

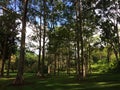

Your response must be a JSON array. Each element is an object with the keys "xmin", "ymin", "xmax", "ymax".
[
  {"xmin": 41, "ymin": 0, "xmax": 47, "ymax": 77},
  {"xmin": 96, "ymin": 0, "xmax": 120, "ymax": 62},
  {"xmin": 0, "ymin": 12, "xmax": 18, "ymax": 77},
  {"xmin": 14, "ymin": 0, "xmax": 28, "ymax": 85}
]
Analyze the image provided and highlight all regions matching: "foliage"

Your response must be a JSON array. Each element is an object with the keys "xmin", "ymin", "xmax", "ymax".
[
  {"xmin": 0, "ymin": 0, "xmax": 120, "ymax": 86},
  {"xmin": 0, "ymin": 12, "xmax": 19, "ymax": 58}
]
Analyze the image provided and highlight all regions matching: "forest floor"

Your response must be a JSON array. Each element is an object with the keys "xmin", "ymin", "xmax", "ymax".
[{"xmin": 0, "ymin": 73, "xmax": 120, "ymax": 90}]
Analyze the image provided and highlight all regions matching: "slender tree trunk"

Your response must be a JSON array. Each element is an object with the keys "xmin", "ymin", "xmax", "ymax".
[
  {"xmin": 13, "ymin": 0, "xmax": 28, "ymax": 85},
  {"xmin": 57, "ymin": 55, "xmax": 60, "ymax": 76},
  {"xmin": 0, "ymin": 59, "xmax": 5, "ymax": 77},
  {"xmin": 111, "ymin": 42, "xmax": 119, "ymax": 62},
  {"xmin": 7, "ymin": 54, "xmax": 11, "ymax": 77},
  {"xmin": 78, "ymin": 0, "xmax": 85, "ymax": 79},
  {"xmin": 67, "ymin": 31, "xmax": 71, "ymax": 75},
  {"xmin": 74, "ymin": 43, "xmax": 77, "ymax": 74},
  {"xmin": 75, "ymin": 0, "xmax": 80, "ymax": 79},
  {"xmin": 88, "ymin": 43, "xmax": 92, "ymax": 74},
  {"xmin": 67, "ymin": 49, "xmax": 70, "ymax": 75},
  {"xmin": 115, "ymin": 23, "xmax": 120, "ymax": 61},
  {"xmin": 113, "ymin": 48, "xmax": 119, "ymax": 62},
  {"xmin": 41, "ymin": 0, "xmax": 46, "ymax": 77},
  {"xmin": 115, "ymin": 0, "xmax": 120, "ymax": 60},
  {"xmin": 37, "ymin": 15, "xmax": 42, "ymax": 77},
  {"xmin": 48, "ymin": 55, "xmax": 51, "ymax": 75},
  {"xmin": 54, "ymin": 54, "xmax": 56, "ymax": 76},
  {"xmin": 107, "ymin": 45, "xmax": 111, "ymax": 63}
]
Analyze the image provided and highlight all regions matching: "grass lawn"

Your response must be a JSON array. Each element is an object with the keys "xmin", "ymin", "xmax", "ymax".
[{"xmin": 0, "ymin": 73, "xmax": 120, "ymax": 90}]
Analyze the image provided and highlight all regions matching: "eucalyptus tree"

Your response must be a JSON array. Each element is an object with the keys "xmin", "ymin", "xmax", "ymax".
[
  {"xmin": 14, "ymin": 0, "xmax": 29, "ymax": 85},
  {"xmin": 72, "ymin": 0, "xmax": 101, "ymax": 79},
  {"xmin": 40, "ymin": 0, "xmax": 47, "ymax": 77},
  {"xmin": 0, "ymin": 0, "xmax": 20, "ymax": 77},
  {"xmin": 47, "ymin": 25, "xmax": 74, "ymax": 75},
  {"xmin": 47, "ymin": 0, "xmax": 65, "ymax": 75},
  {"xmin": 46, "ymin": 0, "xmax": 76, "ymax": 75},
  {"xmin": 95, "ymin": 0, "xmax": 120, "ymax": 62},
  {"xmin": 27, "ymin": 0, "xmax": 44, "ymax": 77},
  {"xmin": 0, "ymin": 12, "xmax": 18, "ymax": 77},
  {"xmin": 74, "ymin": 0, "xmax": 84, "ymax": 79},
  {"xmin": 26, "ymin": 0, "xmax": 53, "ymax": 76}
]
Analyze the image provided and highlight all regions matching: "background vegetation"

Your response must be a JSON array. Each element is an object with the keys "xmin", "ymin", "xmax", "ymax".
[{"xmin": 0, "ymin": 0, "xmax": 120, "ymax": 89}]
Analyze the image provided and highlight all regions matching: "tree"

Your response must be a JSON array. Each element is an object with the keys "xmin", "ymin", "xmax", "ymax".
[
  {"xmin": 0, "ymin": 12, "xmax": 18, "ymax": 77},
  {"xmin": 75, "ymin": 0, "xmax": 83, "ymax": 79},
  {"xmin": 40, "ymin": 0, "xmax": 47, "ymax": 77},
  {"xmin": 95, "ymin": 0, "xmax": 120, "ymax": 62},
  {"xmin": 13, "ymin": 0, "xmax": 28, "ymax": 85}
]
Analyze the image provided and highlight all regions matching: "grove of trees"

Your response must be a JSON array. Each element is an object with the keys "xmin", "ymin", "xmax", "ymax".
[{"xmin": 0, "ymin": 0, "xmax": 120, "ymax": 85}]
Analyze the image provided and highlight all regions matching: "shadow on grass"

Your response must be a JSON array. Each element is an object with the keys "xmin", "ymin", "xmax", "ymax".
[{"xmin": 0, "ymin": 73, "xmax": 120, "ymax": 90}]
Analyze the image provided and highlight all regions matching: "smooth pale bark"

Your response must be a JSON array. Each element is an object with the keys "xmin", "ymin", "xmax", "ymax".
[
  {"xmin": 75, "ymin": 0, "xmax": 80, "ymax": 78},
  {"xmin": 88, "ymin": 43, "xmax": 92, "ymax": 74},
  {"xmin": 37, "ymin": 15, "xmax": 42, "ymax": 77}
]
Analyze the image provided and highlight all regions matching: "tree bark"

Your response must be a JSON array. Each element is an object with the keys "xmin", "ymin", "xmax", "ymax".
[
  {"xmin": 0, "ymin": 37, "xmax": 7, "ymax": 77},
  {"xmin": 75, "ymin": 0, "xmax": 81, "ymax": 79},
  {"xmin": 107, "ymin": 45, "xmax": 111, "ymax": 63},
  {"xmin": 13, "ymin": 0, "xmax": 28, "ymax": 85},
  {"xmin": 78, "ymin": 0, "xmax": 86, "ymax": 79},
  {"xmin": 37, "ymin": 15, "xmax": 42, "ymax": 77},
  {"xmin": 0, "ymin": 59, "xmax": 5, "ymax": 77},
  {"xmin": 54, "ymin": 54, "xmax": 56, "ymax": 76},
  {"xmin": 6, "ymin": 54, "xmax": 11, "ymax": 77},
  {"xmin": 114, "ymin": 0, "xmax": 120, "ymax": 60},
  {"xmin": 41, "ymin": 0, "xmax": 46, "ymax": 77}
]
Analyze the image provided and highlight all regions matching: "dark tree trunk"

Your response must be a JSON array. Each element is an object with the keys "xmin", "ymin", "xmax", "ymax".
[
  {"xmin": 13, "ymin": 0, "xmax": 28, "ymax": 85},
  {"xmin": 54, "ymin": 54, "xmax": 56, "ymax": 76},
  {"xmin": 0, "ymin": 60, "xmax": 5, "ymax": 77},
  {"xmin": 67, "ymin": 29, "xmax": 71, "ymax": 75},
  {"xmin": 75, "ymin": 0, "xmax": 80, "ymax": 79},
  {"xmin": 57, "ymin": 55, "xmax": 60, "ymax": 76},
  {"xmin": 67, "ymin": 51, "xmax": 70, "ymax": 75},
  {"xmin": 41, "ymin": 0, "xmax": 46, "ymax": 77},
  {"xmin": 113, "ymin": 48, "xmax": 119, "ymax": 62},
  {"xmin": 107, "ymin": 46, "xmax": 111, "ymax": 63},
  {"xmin": 0, "ymin": 37, "xmax": 7, "ymax": 77},
  {"xmin": 78, "ymin": 0, "xmax": 86, "ymax": 79},
  {"xmin": 111, "ymin": 42, "xmax": 119, "ymax": 62},
  {"xmin": 7, "ymin": 54, "xmax": 11, "ymax": 77}
]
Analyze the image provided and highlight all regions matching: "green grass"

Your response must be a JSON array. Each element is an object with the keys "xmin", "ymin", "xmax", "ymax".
[{"xmin": 0, "ymin": 73, "xmax": 120, "ymax": 90}]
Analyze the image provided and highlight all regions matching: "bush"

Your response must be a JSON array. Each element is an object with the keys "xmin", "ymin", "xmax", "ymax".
[{"xmin": 108, "ymin": 61, "xmax": 120, "ymax": 73}]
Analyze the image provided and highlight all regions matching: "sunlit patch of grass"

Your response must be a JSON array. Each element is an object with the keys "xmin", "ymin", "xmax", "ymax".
[
  {"xmin": 97, "ymin": 82, "xmax": 120, "ymax": 87},
  {"xmin": 65, "ymin": 83, "xmax": 80, "ymax": 86},
  {"xmin": 0, "ymin": 77, "xmax": 15, "ymax": 81},
  {"xmin": 0, "ymin": 73, "xmax": 120, "ymax": 90}
]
